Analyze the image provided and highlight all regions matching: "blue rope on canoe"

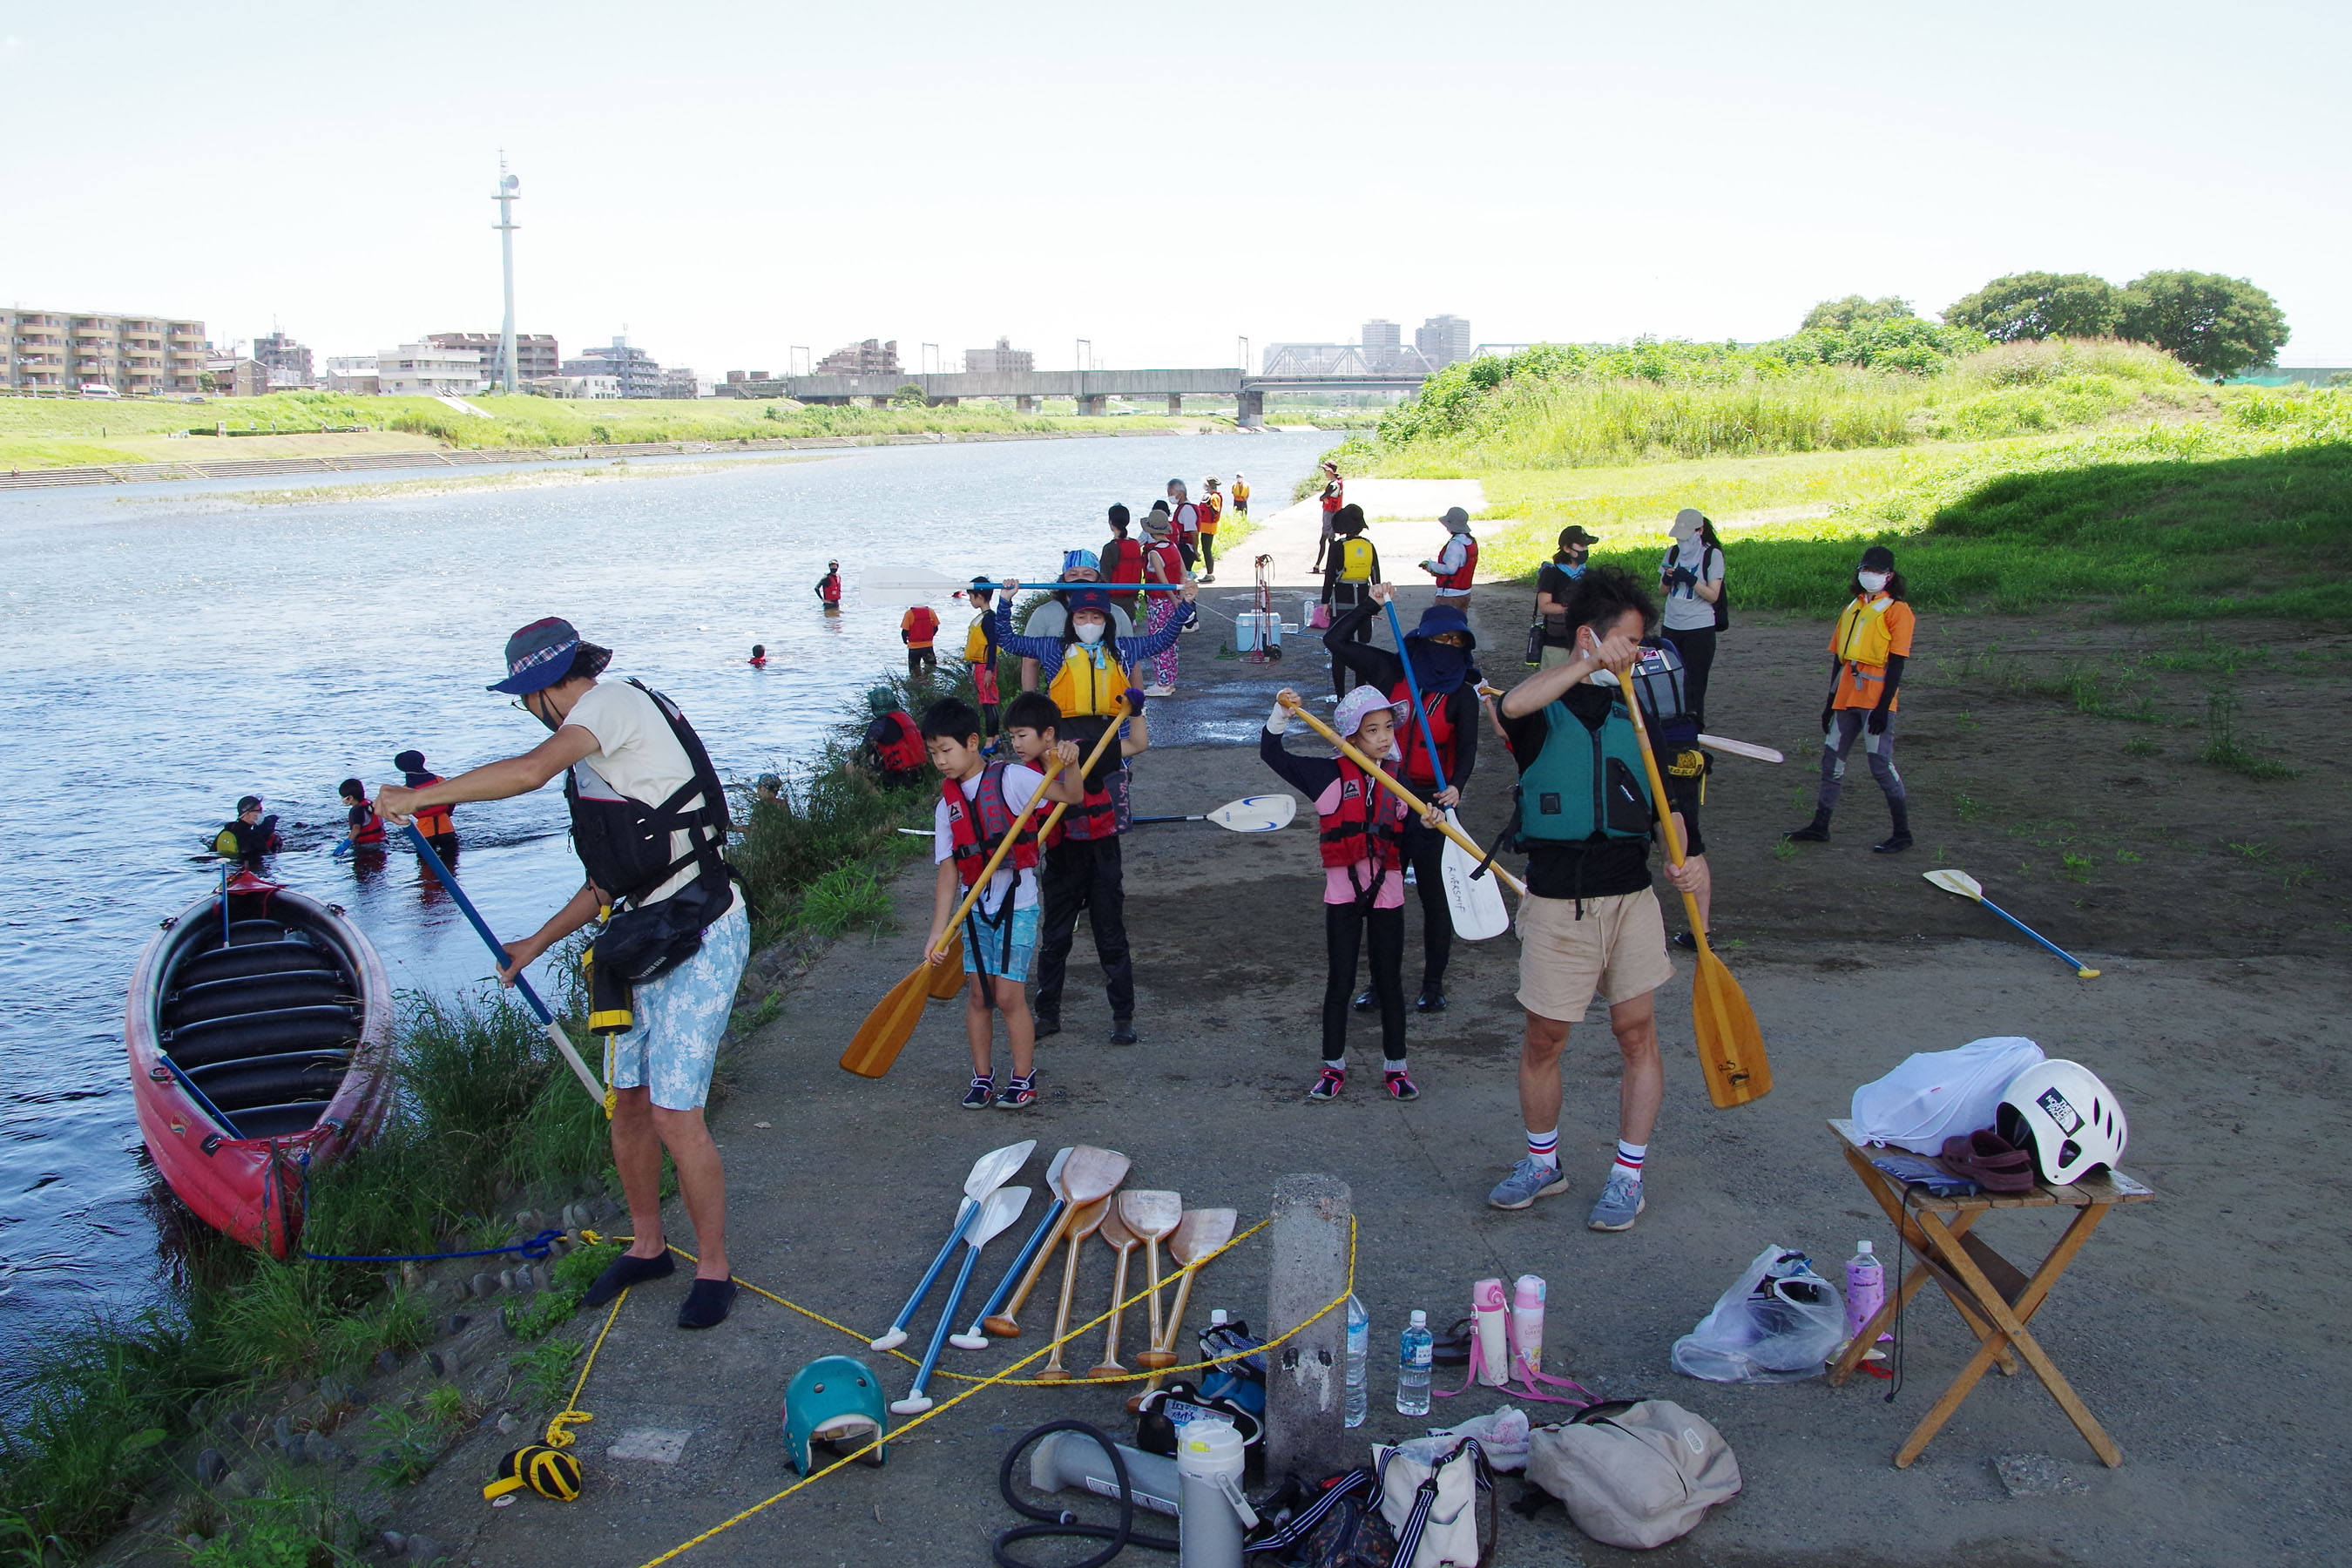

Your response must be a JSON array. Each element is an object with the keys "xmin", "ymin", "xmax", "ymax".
[{"xmin": 301, "ymin": 1227, "xmax": 569, "ymax": 1265}]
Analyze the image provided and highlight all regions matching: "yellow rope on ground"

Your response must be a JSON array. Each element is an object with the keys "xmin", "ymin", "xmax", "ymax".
[
  {"xmin": 582, "ymin": 1217, "xmax": 1356, "ymax": 1568},
  {"xmin": 540, "ymin": 1277, "xmax": 631, "ymax": 1450}
]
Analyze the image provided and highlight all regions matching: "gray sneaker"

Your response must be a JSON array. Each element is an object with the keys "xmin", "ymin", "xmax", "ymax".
[
  {"xmin": 1586, "ymin": 1170, "xmax": 1646, "ymax": 1231},
  {"xmin": 1487, "ymin": 1157, "xmax": 1570, "ymax": 1211}
]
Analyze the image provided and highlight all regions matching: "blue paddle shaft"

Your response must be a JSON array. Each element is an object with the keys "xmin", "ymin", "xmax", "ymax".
[
  {"xmin": 402, "ymin": 825, "xmax": 556, "ymax": 1026},
  {"xmin": 889, "ymin": 1202, "xmax": 977, "ymax": 1332},
  {"xmin": 971, "ymin": 1197, "xmax": 1067, "ymax": 1323},
  {"xmin": 160, "ymin": 1054, "xmax": 244, "ymax": 1140},
  {"xmin": 1978, "ymin": 894, "xmax": 2096, "ymax": 970},
  {"xmin": 1382, "ymin": 598, "xmax": 1451, "ymax": 796},
  {"xmin": 906, "ymin": 1247, "xmax": 983, "ymax": 1402}
]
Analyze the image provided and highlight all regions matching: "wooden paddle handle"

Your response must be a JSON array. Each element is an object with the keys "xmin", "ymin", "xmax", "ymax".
[
  {"xmin": 1613, "ymin": 666, "xmax": 1710, "ymax": 944},
  {"xmin": 1136, "ymin": 1242, "xmax": 1171, "ymax": 1369},
  {"xmin": 1280, "ymin": 696, "xmax": 1528, "ymax": 896},
  {"xmin": 984, "ymin": 1206, "xmax": 1074, "ymax": 1337},
  {"xmin": 1092, "ymin": 1245, "xmax": 1132, "ymax": 1375},
  {"xmin": 1036, "ymin": 1230, "xmax": 1086, "ymax": 1380},
  {"xmin": 1022, "ymin": 695, "xmax": 1132, "ymax": 859}
]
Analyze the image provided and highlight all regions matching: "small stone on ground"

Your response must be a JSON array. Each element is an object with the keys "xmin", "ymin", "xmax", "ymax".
[
  {"xmin": 1995, "ymin": 1451, "xmax": 2087, "ymax": 1497},
  {"xmin": 606, "ymin": 1427, "xmax": 693, "ymax": 1464}
]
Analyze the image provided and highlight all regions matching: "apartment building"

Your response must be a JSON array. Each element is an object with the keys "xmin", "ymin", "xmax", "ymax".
[
  {"xmin": 253, "ymin": 331, "xmax": 315, "ymax": 389},
  {"xmin": 814, "ymin": 338, "xmax": 901, "ymax": 375},
  {"xmin": 1416, "ymin": 314, "xmax": 1472, "ymax": 368},
  {"xmin": 964, "ymin": 336, "xmax": 1033, "ymax": 374},
  {"xmin": 560, "ymin": 337, "xmax": 666, "ymax": 398},
  {"xmin": 427, "ymin": 331, "xmax": 559, "ymax": 385},
  {"xmin": 377, "ymin": 342, "xmax": 486, "ymax": 397},
  {"xmin": 2, "ymin": 308, "xmax": 206, "ymax": 394}
]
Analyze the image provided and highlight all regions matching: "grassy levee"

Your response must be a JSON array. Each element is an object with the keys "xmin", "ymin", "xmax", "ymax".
[
  {"xmin": 0, "ymin": 390, "xmax": 1201, "ymax": 469},
  {"xmin": 0, "ymin": 671, "xmax": 953, "ymax": 1564}
]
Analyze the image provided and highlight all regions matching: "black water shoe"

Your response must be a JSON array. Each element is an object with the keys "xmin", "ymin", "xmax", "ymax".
[
  {"xmin": 1033, "ymin": 1017, "xmax": 1063, "ymax": 1041},
  {"xmin": 1351, "ymin": 988, "xmax": 1377, "ymax": 1013},
  {"xmin": 1782, "ymin": 821, "xmax": 1830, "ymax": 843},
  {"xmin": 1108, "ymin": 1019, "xmax": 1138, "ymax": 1045},
  {"xmin": 582, "ymin": 1248, "xmax": 675, "ymax": 1308},
  {"xmin": 1872, "ymin": 834, "xmax": 1914, "ymax": 855},
  {"xmin": 677, "ymin": 1278, "xmax": 737, "ymax": 1330},
  {"xmin": 1415, "ymin": 988, "xmax": 1447, "ymax": 1014}
]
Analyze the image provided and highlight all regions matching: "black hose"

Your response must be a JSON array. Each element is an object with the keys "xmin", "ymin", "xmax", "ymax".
[{"xmin": 992, "ymin": 1419, "xmax": 1178, "ymax": 1568}]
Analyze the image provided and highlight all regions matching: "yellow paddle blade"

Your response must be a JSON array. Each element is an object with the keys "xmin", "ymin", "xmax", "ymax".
[
  {"xmin": 839, "ymin": 963, "xmax": 936, "ymax": 1078},
  {"xmin": 927, "ymin": 930, "xmax": 967, "ymax": 998},
  {"xmin": 1691, "ymin": 946, "xmax": 1771, "ymax": 1108}
]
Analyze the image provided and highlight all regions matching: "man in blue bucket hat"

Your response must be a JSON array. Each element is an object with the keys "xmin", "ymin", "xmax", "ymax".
[{"xmin": 376, "ymin": 617, "xmax": 749, "ymax": 1329}]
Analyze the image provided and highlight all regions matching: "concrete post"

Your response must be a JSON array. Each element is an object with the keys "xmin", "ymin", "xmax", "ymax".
[
  {"xmin": 1264, "ymin": 1173, "xmax": 1352, "ymax": 1482},
  {"xmin": 1016, "ymin": 395, "xmax": 1036, "ymax": 413},
  {"xmin": 1237, "ymin": 389, "xmax": 1264, "ymax": 428},
  {"xmin": 1167, "ymin": 393, "xmax": 1183, "ymax": 416}
]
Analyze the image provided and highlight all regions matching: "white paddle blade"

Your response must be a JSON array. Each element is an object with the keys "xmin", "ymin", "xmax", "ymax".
[
  {"xmin": 1207, "ymin": 794, "xmax": 1297, "ymax": 833},
  {"xmin": 1044, "ymin": 1146, "xmax": 1074, "ymax": 1199},
  {"xmin": 1697, "ymin": 733, "xmax": 1785, "ymax": 765},
  {"xmin": 1924, "ymin": 869, "xmax": 1985, "ymax": 901},
  {"xmin": 1439, "ymin": 813, "xmax": 1511, "ymax": 942},
  {"xmin": 860, "ymin": 564, "xmax": 963, "ymax": 596},
  {"xmin": 964, "ymin": 1140, "xmax": 1037, "ymax": 1200},
  {"xmin": 970, "ymin": 1186, "xmax": 1033, "ymax": 1247}
]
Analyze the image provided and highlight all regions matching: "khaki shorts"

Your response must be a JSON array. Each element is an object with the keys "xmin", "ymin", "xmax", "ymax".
[{"xmin": 1515, "ymin": 888, "xmax": 1673, "ymax": 1023}]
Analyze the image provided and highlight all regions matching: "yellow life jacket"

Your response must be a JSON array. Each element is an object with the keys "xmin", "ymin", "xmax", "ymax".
[
  {"xmin": 1336, "ymin": 536, "xmax": 1375, "ymax": 584},
  {"xmin": 963, "ymin": 613, "xmax": 990, "ymax": 662},
  {"xmin": 1047, "ymin": 647, "xmax": 1130, "ymax": 719},
  {"xmin": 1833, "ymin": 593, "xmax": 1896, "ymax": 668}
]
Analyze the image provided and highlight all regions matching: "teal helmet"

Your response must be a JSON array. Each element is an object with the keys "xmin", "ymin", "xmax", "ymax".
[{"xmin": 781, "ymin": 1355, "xmax": 888, "ymax": 1476}]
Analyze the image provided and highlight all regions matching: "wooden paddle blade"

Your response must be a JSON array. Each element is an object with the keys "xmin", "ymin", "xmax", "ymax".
[
  {"xmin": 1691, "ymin": 947, "xmax": 1772, "ymax": 1108},
  {"xmin": 928, "ymin": 930, "xmax": 968, "ymax": 997},
  {"xmin": 1166, "ymin": 1207, "xmax": 1238, "ymax": 1266},
  {"xmin": 838, "ymin": 964, "xmax": 935, "ymax": 1078},
  {"xmin": 1058, "ymin": 1146, "xmax": 1132, "ymax": 1206},
  {"xmin": 1438, "ymin": 813, "xmax": 1511, "ymax": 941},
  {"xmin": 1117, "ymin": 1190, "xmax": 1182, "ymax": 1240}
]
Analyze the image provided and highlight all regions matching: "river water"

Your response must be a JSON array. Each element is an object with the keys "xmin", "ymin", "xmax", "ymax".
[{"xmin": 0, "ymin": 429, "xmax": 1328, "ymax": 1369}]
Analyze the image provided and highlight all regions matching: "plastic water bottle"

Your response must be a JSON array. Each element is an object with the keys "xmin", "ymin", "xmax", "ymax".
[
  {"xmin": 1396, "ymin": 1310, "xmax": 1433, "ymax": 1417},
  {"xmin": 1343, "ymin": 1295, "xmax": 1369, "ymax": 1428},
  {"xmin": 1844, "ymin": 1240, "xmax": 1885, "ymax": 1343}
]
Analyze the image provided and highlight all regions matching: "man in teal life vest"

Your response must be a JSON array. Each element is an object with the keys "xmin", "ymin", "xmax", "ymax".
[{"xmin": 1487, "ymin": 565, "xmax": 1700, "ymax": 1234}]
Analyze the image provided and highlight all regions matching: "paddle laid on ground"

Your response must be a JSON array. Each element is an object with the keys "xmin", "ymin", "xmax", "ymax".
[
  {"xmin": 841, "ymin": 709, "xmax": 1125, "ymax": 1078},
  {"xmin": 1118, "ymin": 1191, "xmax": 1184, "ymax": 1369},
  {"xmin": 869, "ymin": 1139, "xmax": 1036, "ymax": 1351},
  {"xmin": 1279, "ymin": 696, "xmax": 1528, "ymax": 897},
  {"xmin": 1034, "ymin": 1197, "xmax": 1111, "ymax": 1383},
  {"xmin": 1697, "ymin": 733, "xmax": 1785, "ymax": 765},
  {"xmin": 402, "ymin": 825, "xmax": 604, "ymax": 1105},
  {"xmin": 1924, "ymin": 869, "xmax": 2101, "ymax": 978},
  {"xmin": 1090, "ymin": 1205, "xmax": 1144, "ymax": 1379},
  {"xmin": 1132, "ymin": 1206, "xmax": 1239, "ymax": 1409},
  {"xmin": 890, "ymin": 1185, "xmax": 1031, "ymax": 1416},
  {"xmin": 1617, "ymin": 666, "xmax": 1773, "ymax": 1109},
  {"xmin": 983, "ymin": 1145, "xmax": 1131, "ymax": 1339},
  {"xmin": 1381, "ymin": 596, "xmax": 1512, "ymax": 941},
  {"xmin": 1128, "ymin": 794, "xmax": 1298, "ymax": 832},
  {"xmin": 950, "ymin": 1146, "xmax": 1071, "ymax": 1349}
]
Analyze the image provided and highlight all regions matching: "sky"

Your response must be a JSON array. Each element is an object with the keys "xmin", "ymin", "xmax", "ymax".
[{"xmin": 4, "ymin": 0, "xmax": 2347, "ymax": 374}]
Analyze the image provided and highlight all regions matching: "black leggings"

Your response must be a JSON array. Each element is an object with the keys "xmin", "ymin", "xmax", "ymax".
[
  {"xmin": 1322, "ymin": 902, "xmax": 1405, "ymax": 1063},
  {"xmin": 1200, "ymin": 534, "xmax": 1216, "ymax": 575},
  {"xmin": 1661, "ymin": 625, "xmax": 1716, "ymax": 729},
  {"xmin": 1326, "ymin": 585, "xmax": 1373, "ymax": 698},
  {"xmin": 1402, "ymin": 820, "xmax": 1452, "ymax": 990}
]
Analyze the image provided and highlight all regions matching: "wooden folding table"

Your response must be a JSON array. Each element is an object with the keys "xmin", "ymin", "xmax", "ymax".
[{"xmin": 1826, "ymin": 1118, "xmax": 2156, "ymax": 1469}]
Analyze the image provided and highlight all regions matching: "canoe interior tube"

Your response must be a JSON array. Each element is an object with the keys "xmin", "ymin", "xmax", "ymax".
[
  {"xmin": 165, "ymin": 972, "xmax": 354, "ymax": 1027},
  {"xmin": 174, "ymin": 943, "xmax": 335, "ymax": 989},
  {"xmin": 162, "ymin": 1005, "xmax": 362, "ymax": 1069}
]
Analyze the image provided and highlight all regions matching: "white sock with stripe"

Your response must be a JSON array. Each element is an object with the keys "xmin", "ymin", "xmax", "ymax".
[
  {"xmin": 1614, "ymin": 1140, "xmax": 1647, "ymax": 1182},
  {"xmin": 1525, "ymin": 1127, "xmax": 1559, "ymax": 1171}
]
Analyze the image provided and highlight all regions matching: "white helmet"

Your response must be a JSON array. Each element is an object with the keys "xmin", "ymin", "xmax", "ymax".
[{"xmin": 1996, "ymin": 1060, "xmax": 2127, "ymax": 1186}]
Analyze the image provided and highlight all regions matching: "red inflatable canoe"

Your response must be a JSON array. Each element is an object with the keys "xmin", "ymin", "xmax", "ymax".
[{"xmin": 126, "ymin": 870, "xmax": 395, "ymax": 1257}]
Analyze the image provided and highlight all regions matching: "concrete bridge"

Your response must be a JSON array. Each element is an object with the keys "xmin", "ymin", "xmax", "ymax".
[{"xmin": 713, "ymin": 368, "xmax": 1428, "ymax": 424}]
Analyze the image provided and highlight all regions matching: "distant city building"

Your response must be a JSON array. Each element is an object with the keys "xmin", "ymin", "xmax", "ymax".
[
  {"xmin": 1416, "ymin": 315, "xmax": 1471, "ymax": 368},
  {"xmin": 560, "ymin": 336, "xmax": 665, "ymax": 398},
  {"xmin": 815, "ymin": 338, "xmax": 901, "ymax": 375},
  {"xmin": 0, "ymin": 307, "xmax": 206, "ymax": 394},
  {"xmin": 206, "ymin": 357, "xmax": 271, "ymax": 397},
  {"xmin": 1361, "ymin": 319, "xmax": 1402, "ymax": 370},
  {"xmin": 524, "ymin": 374, "xmax": 620, "ymax": 399},
  {"xmin": 654, "ymin": 366, "xmax": 701, "ymax": 400},
  {"xmin": 964, "ymin": 336, "xmax": 1033, "ymax": 375},
  {"xmin": 377, "ymin": 342, "xmax": 486, "ymax": 397},
  {"xmin": 723, "ymin": 369, "xmax": 774, "ymax": 384},
  {"xmin": 323, "ymin": 355, "xmax": 380, "ymax": 395},
  {"xmin": 253, "ymin": 331, "xmax": 315, "ymax": 389},
  {"xmin": 428, "ymin": 331, "xmax": 559, "ymax": 384}
]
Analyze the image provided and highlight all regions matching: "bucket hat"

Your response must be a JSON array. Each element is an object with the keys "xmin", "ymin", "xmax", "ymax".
[
  {"xmin": 1334, "ymin": 685, "xmax": 1409, "ymax": 750},
  {"xmin": 487, "ymin": 617, "xmax": 582, "ymax": 695},
  {"xmin": 1405, "ymin": 604, "xmax": 1477, "ymax": 651}
]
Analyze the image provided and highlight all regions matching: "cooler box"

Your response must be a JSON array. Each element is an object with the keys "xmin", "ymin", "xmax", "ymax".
[{"xmin": 1236, "ymin": 612, "xmax": 1282, "ymax": 653}]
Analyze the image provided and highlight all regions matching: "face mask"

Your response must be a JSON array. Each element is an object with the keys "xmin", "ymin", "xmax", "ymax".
[
  {"xmin": 1074, "ymin": 620, "xmax": 1106, "ymax": 645},
  {"xmin": 1858, "ymin": 571, "xmax": 1889, "ymax": 594}
]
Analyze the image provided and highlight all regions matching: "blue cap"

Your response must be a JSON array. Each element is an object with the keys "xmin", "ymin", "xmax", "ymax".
[
  {"xmin": 488, "ymin": 616, "xmax": 582, "ymax": 694},
  {"xmin": 1404, "ymin": 604, "xmax": 1477, "ymax": 651}
]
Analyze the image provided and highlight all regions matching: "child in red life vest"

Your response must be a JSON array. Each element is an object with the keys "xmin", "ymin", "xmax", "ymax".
[
  {"xmin": 1260, "ymin": 684, "xmax": 1446, "ymax": 1103},
  {"xmin": 922, "ymin": 696, "xmax": 1085, "ymax": 1110},
  {"xmin": 861, "ymin": 687, "xmax": 928, "ymax": 789},
  {"xmin": 337, "ymin": 777, "xmax": 385, "ymax": 854},
  {"xmin": 1002, "ymin": 686, "xmax": 1150, "ymax": 1046},
  {"xmin": 902, "ymin": 604, "xmax": 940, "ymax": 679}
]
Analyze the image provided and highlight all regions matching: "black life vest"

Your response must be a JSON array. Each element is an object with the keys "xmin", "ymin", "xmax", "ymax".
[{"xmin": 563, "ymin": 680, "xmax": 733, "ymax": 910}]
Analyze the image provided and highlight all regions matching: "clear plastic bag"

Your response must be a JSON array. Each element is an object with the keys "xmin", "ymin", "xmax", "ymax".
[
  {"xmin": 1850, "ymin": 1036, "xmax": 2045, "ymax": 1154},
  {"xmin": 1671, "ymin": 1246, "xmax": 1845, "ymax": 1384}
]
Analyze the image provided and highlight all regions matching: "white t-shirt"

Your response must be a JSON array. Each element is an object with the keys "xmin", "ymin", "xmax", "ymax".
[
  {"xmin": 1172, "ymin": 501, "xmax": 1200, "ymax": 537},
  {"xmin": 564, "ymin": 680, "xmax": 740, "ymax": 911},
  {"xmin": 1661, "ymin": 538, "xmax": 1724, "ymax": 632},
  {"xmin": 933, "ymin": 764, "xmax": 1044, "ymax": 916}
]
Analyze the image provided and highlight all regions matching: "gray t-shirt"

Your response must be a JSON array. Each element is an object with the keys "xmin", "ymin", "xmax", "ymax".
[{"xmin": 1661, "ymin": 538, "xmax": 1723, "ymax": 632}]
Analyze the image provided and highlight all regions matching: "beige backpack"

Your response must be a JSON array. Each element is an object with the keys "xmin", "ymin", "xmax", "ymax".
[{"xmin": 1524, "ymin": 1400, "xmax": 1740, "ymax": 1550}]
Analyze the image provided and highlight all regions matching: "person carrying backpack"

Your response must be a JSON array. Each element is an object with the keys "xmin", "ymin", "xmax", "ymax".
[
  {"xmin": 1657, "ymin": 510, "xmax": 1725, "ymax": 728},
  {"xmin": 1318, "ymin": 504, "xmax": 1381, "ymax": 699},
  {"xmin": 1531, "ymin": 526, "xmax": 1596, "ymax": 669},
  {"xmin": 961, "ymin": 578, "xmax": 1003, "ymax": 738}
]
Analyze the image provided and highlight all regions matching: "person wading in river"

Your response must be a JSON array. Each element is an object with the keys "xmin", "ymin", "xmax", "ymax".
[{"xmin": 375, "ymin": 618, "xmax": 751, "ymax": 1329}]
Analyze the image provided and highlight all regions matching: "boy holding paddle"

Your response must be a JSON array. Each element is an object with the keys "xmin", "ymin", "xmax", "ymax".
[
  {"xmin": 1490, "ymin": 567, "xmax": 1700, "ymax": 1232},
  {"xmin": 922, "ymin": 697, "xmax": 1085, "ymax": 1109}
]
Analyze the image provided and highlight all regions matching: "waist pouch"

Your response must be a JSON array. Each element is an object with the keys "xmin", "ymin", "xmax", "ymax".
[{"xmin": 586, "ymin": 872, "xmax": 733, "ymax": 1035}]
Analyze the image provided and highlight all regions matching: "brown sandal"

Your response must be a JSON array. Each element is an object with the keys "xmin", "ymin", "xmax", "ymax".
[{"xmin": 1939, "ymin": 1129, "xmax": 2038, "ymax": 1193}]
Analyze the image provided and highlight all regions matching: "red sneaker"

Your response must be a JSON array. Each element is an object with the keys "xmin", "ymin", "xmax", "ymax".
[
  {"xmin": 1307, "ymin": 1066, "xmax": 1345, "ymax": 1102},
  {"xmin": 1383, "ymin": 1068, "xmax": 1421, "ymax": 1102}
]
